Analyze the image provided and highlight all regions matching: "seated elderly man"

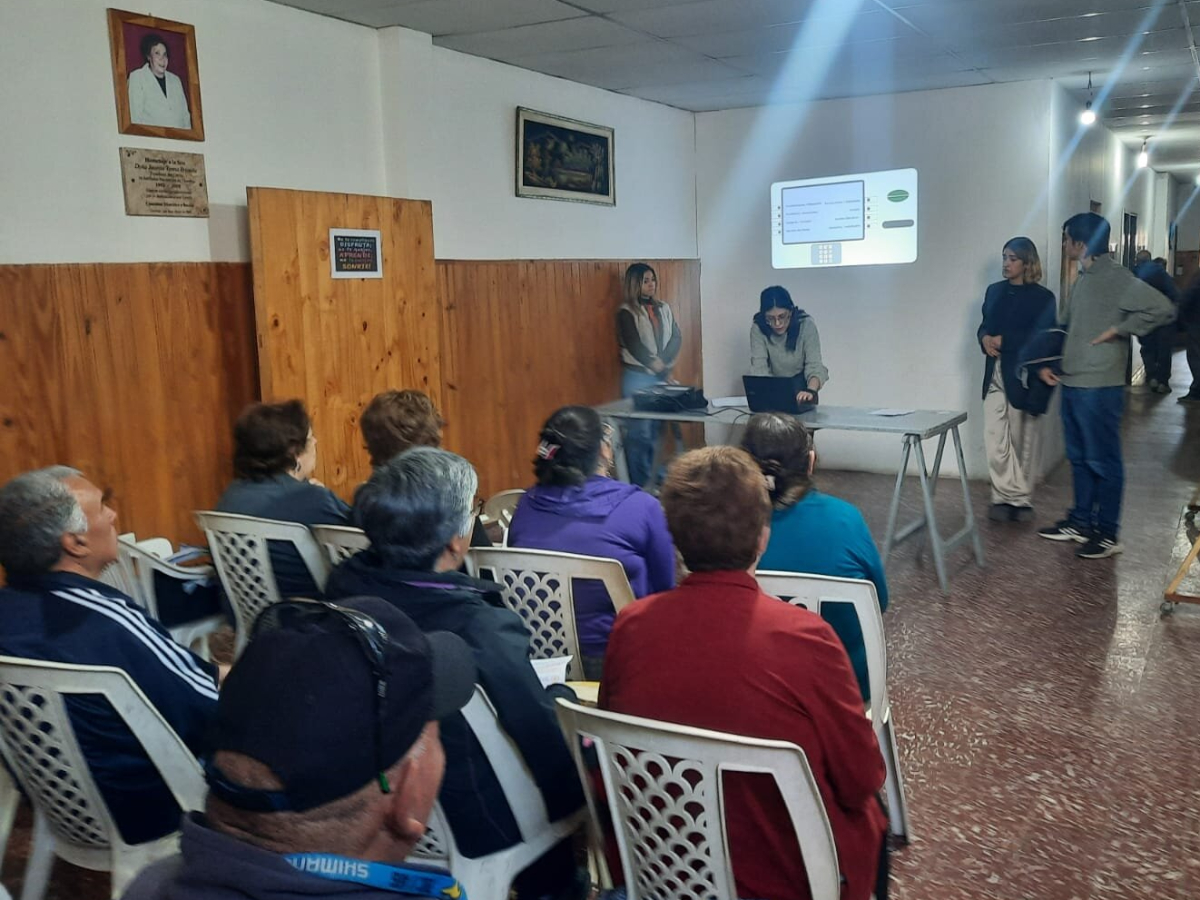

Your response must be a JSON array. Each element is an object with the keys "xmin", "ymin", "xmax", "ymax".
[
  {"xmin": 326, "ymin": 447, "xmax": 585, "ymax": 900},
  {"xmin": 601, "ymin": 447, "xmax": 888, "ymax": 900},
  {"xmin": 0, "ymin": 466, "xmax": 219, "ymax": 844},
  {"xmin": 125, "ymin": 597, "xmax": 477, "ymax": 900}
]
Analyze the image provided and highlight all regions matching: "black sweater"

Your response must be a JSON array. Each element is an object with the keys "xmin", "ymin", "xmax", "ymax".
[
  {"xmin": 325, "ymin": 553, "xmax": 584, "ymax": 856},
  {"xmin": 976, "ymin": 280, "xmax": 1057, "ymax": 407}
]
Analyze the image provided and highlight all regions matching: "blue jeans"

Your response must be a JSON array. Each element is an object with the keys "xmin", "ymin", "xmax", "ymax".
[
  {"xmin": 621, "ymin": 368, "xmax": 665, "ymax": 487},
  {"xmin": 1061, "ymin": 385, "xmax": 1125, "ymax": 538}
]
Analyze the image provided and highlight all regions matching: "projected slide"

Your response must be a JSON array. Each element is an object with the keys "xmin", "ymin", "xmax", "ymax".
[{"xmin": 771, "ymin": 168, "xmax": 917, "ymax": 269}]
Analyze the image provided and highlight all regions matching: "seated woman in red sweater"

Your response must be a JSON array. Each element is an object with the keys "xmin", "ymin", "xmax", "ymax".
[{"xmin": 600, "ymin": 446, "xmax": 888, "ymax": 900}]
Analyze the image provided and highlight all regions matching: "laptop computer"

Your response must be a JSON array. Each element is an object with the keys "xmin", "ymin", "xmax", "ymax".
[{"xmin": 742, "ymin": 374, "xmax": 818, "ymax": 414}]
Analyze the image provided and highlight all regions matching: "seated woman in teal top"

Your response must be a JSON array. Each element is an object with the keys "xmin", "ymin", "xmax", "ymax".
[{"xmin": 741, "ymin": 412, "xmax": 888, "ymax": 701}]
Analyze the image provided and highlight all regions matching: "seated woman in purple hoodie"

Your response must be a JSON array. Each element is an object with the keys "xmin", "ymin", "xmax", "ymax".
[{"xmin": 508, "ymin": 406, "xmax": 676, "ymax": 679}]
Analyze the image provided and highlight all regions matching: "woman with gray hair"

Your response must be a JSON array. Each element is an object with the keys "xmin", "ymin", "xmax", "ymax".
[{"xmin": 324, "ymin": 447, "xmax": 585, "ymax": 900}]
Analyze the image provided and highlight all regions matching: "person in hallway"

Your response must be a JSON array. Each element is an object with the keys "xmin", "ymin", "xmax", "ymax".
[
  {"xmin": 1133, "ymin": 249, "xmax": 1180, "ymax": 393},
  {"xmin": 326, "ymin": 447, "xmax": 585, "ymax": 900},
  {"xmin": 616, "ymin": 262, "xmax": 682, "ymax": 487},
  {"xmin": 508, "ymin": 405, "xmax": 676, "ymax": 679},
  {"xmin": 977, "ymin": 236, "xmax": 1057, "ymax": 521},
  {"xmin": 741, "ymin": 412, "xmax": 887, "ymax": 702},
  {"xmin": 1037, "ymin": 213, "xmax": 1176, "ymax": 559},
  {"xmin": 749, "ymin": 284, "xmax": 828, "ymax": 404},
  {"xmin": 216, "ymin": 400, "xmax": 351, "ymax": 597},
  {"xmin": 127, "ymin": 32, "xmax": 193, "ymax": 129},
  {"xmin": 1177, "ymin": 272, "xmax": 1200, "ymax": 404},
  {"xmin": 601, "ymin": 447, "xmax": 887, "ymax": 900},
  {"xmin": 124, "ymin": 597, "xmax": 478, "ymax": 900},
  {"xmin": 0, "ymin": 466, "xmax": 219, "ymax": 845}
]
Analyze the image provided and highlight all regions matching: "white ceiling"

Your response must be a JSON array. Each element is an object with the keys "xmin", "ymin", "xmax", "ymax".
[{"xmin": 267, "ymin": 0, "xmax": 1200, "ymax": 178}]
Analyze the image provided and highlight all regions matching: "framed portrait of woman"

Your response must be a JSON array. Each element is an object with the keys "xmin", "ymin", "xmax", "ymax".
[{"xmin": 107, "ymin": 8, "xmax": 205, "ymax": 141}]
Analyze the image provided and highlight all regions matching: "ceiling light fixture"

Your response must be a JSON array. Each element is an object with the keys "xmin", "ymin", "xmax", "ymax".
[
  {"xmin": 1080, "ymin": 72, "xmax": 1097, "ymax": 125},
  {"xmin": 1138, "ymin": 139, "xmax": 1149, "ymax": 168}
]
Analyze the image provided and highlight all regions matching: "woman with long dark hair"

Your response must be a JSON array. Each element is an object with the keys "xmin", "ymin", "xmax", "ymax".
[
  {"xmin": 977, "ymin": 236, "xmax": 1056, "ymax": 522},
  {"xmin": 616, "ymin": 262, "xmax": 682, "ymax": 486},
  {"xmin": 741, "ymin": 412, "xmax": 887, "ymax": 702},
  {"xmin": 508, "ymin": 405, "xmax": 676, "ymax": 678},
  {"xmin": 750, "ymin": 285, "xmax": 828, "ymax": 404}
]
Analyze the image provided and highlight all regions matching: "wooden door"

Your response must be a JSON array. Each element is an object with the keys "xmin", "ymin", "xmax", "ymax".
[{"xmin": 247, "ymin": 188, "xmax": 440, "ymax": 501}]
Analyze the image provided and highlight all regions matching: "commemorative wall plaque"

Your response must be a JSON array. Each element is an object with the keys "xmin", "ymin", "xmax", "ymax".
[{"xmin": 119, "ymin": 147, "xmax": 209, "ymax": 217}]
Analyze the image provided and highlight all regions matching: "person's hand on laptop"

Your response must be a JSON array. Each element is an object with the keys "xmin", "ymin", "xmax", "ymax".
[{"xmin": 796, "ymin": 390, "xmax": 814, "ymax": 403}]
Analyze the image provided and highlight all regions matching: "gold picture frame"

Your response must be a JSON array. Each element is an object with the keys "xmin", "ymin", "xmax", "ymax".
[{"xmin": 107, "ymin": 8, "xmax": 205, "ymax": 141}]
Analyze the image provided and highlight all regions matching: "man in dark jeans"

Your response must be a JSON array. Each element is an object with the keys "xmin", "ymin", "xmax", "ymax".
[
  {"xmin": 1037, "ymin": 214, "xmax": 1176, "ymax": 559},
  {"xmin": 1133, "ymin": 250, "xmax": 1180, "ymax": 393}
]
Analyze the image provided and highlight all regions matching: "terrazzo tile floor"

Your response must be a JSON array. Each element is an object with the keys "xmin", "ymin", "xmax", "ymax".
[{"xmin": 2, "ymin": 352, "xmax": 1197, "ymax": 900}]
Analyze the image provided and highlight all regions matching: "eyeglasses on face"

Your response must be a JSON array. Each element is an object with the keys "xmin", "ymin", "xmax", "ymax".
[
  {"xmin": 765, "ymin": 312, "xmax": 791, "ymax": 325},
  {"xmin": 252, "ymin": 599, "xmax": 393, "ymax": 794}
]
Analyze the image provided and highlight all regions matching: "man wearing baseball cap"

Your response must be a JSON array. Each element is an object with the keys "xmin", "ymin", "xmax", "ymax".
[{"xmin": 125, "ymin": 596, "xmax": 477, "ymax": 900}]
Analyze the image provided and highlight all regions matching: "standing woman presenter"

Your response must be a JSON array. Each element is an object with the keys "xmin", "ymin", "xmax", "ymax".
[
  {"xmin": 616, "ymin": 263, "xmax": 681, "ymax": 487},
  {"xmin": 977, "ymin": 236, "xmax": 1056, "ymax": 522},
  {"xmin": 749, "ymin": 285, "xmax": 828, "ymax": 404}
]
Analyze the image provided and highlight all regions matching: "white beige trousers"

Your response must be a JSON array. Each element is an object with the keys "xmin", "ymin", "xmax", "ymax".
[{"xmin": 983, "ymin": 364, "xmax": 1038, "ymax": 506}]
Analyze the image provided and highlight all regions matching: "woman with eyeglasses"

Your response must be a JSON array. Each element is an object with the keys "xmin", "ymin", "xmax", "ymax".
[
  {"xmin": 750, "ymin": 285, "xmax": 828, "ymax": 404},
  {"xmin": 507, "ymin": 406, "xmax": 676, "ymax": 679},
  {"xmin": 216, "ymin": 399, "xmax": 350, "ymax": 598}
]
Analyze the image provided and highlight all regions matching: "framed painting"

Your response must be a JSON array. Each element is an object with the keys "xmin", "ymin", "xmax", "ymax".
[
  {"xmin": 516, "ymin": 107, "xmax": 614, "ymax": 206},
  {"xmin": 107, "ymin": 8, "xmax": 205, "ymax": 141}
]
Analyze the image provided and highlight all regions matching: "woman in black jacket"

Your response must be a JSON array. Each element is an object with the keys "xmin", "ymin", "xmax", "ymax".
[
  {"xmin": 325, "ymin": 447, "xmax": 583, "ymax": 899},
  {"xmin": 977, "ymin": 237, "xmax": 1057, "ymax": 522}
]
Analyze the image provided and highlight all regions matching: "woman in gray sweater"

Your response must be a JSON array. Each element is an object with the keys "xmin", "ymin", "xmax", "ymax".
[{"xmin": 749, "ymin": 285, "xmax": 828, "ymax": 404}]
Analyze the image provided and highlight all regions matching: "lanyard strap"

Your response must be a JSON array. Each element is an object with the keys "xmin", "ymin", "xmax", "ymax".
[{"xmin": 283, "ymin": 853, "xmax": 465, "ymax": 899}]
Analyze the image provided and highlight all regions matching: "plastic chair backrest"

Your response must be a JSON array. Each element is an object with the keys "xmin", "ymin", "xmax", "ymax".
[
  {"xmin": 309, "ymin": 524, "xmax": 371, "ymax": 567},
  {"xmin": 0, "ymin": 657, "xmax": 206, "ymax": 855},
  {"xmin": 409, "ymin": 686, "xmax": 549, "ymax": 862},
  {"xmin": 555, "ymin": 699, "xmax": 840, "ymax": 900},
  {"xmin": 466, "ymin": 547, "xmax": 636, "ymax": 680},
  {"xmin": 481, "ymin": 490, "xmax": 525, "ymax": 546},
  {"xmin": 97, "ymin": 534, "xmax": 141, "ymax": 604},
  {"xmin": 754, "ymin": 571, "xmax": 887, "ymax": 715},
  {"xmin": 193, "ymin": 511, "xmax": 330, "ymax": 654},
  {"xmin": 116, "ymin": 537, "xmax": 215, "ymax": 621}
]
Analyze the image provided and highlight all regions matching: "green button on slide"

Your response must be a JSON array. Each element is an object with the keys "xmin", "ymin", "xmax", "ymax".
[{"xmin": 887, "ymin": 190, "xmax": 909, "ymax": 202}]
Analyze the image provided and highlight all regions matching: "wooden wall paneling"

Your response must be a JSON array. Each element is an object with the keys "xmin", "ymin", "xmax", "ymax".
[
  {"xmin": 0, "ymin": 263, "xmax": 258, "ymax": 547},
  {"xmin": 248, "ymin": 188, "xmax": 441, "ymax": 499},
  {"xmin": 438, "ymin": 258, "xmax": 702, "ymax": 497}
]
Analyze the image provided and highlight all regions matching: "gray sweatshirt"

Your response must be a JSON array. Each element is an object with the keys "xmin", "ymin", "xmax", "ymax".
[
  {"xmin": 749, "ymin": 317, "xmax": 830, "ymax": 385},
  {"xmin": 1060, "ymin": 255, "xmax": 1176, "ymax": 388}
]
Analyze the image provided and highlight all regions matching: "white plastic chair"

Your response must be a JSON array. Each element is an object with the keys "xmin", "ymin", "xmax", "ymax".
[
  {"xmin": 109, "ymin": 536, "xmax": 225, "ymax": 661},
  {"xmin": 407, "ymin": 687, "xmax": 586, "ymax": 900},
  {"xmin": 480, "ymin": 489, "xmax": 525, "ymax": 546},
  {"xmin": 0, "ymin": 657, "xmax": 207, "ymax": 900},
  {"xmin": 466, "ymin": 547, "xmax": 636, "ymax": 680},
  {"xmin": 309, "ymin": 523, "xmax": 371, "ymax": 567},
  {"xmin": 193, "ymin": 511, "xmax": 331, "ymax": 656},
  {"xmin": 0, "ymin": 766, "xmax": 19, "ymax": 878},
  {"xmin": 754, "ymin": 570, "xmax": 911, "ymax": 841},
  {"xmin": 555, "ymin": 699, "xmax": 841, "ymax": 900}
]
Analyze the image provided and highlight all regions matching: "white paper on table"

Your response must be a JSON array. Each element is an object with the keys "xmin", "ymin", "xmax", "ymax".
[
  {"xmin": 711, "ymin": 396, "xmax": 747, "ymax": 408},
  {"xmin": 530, "ymin": 656, "xmax": 572, "ymax": 687},
  {"xmin": 870, "ymin": 408, "xmax": 915, "ymax": 417}
]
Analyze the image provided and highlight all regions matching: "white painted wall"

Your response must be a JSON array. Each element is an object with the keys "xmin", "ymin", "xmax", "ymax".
[
  {"xmin": 0, "ymin": 0, "xmax": 386, "ymax": 264},
  {"xmin": 695, "ymin": 81, "xmax": 1055, "ymax": 478},
  {"xmin": 0, "ymin": 4, "xmax": 696, "ymax": 265},
  {"xmin": 377, "ymin": 28, "xmax": 697, "ymax": 260}
]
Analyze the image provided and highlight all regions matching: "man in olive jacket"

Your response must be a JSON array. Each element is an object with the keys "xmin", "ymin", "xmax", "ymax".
[{"xmin": 1037, "ymin": 213, "xmax": 1175, "ymax": 560}]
